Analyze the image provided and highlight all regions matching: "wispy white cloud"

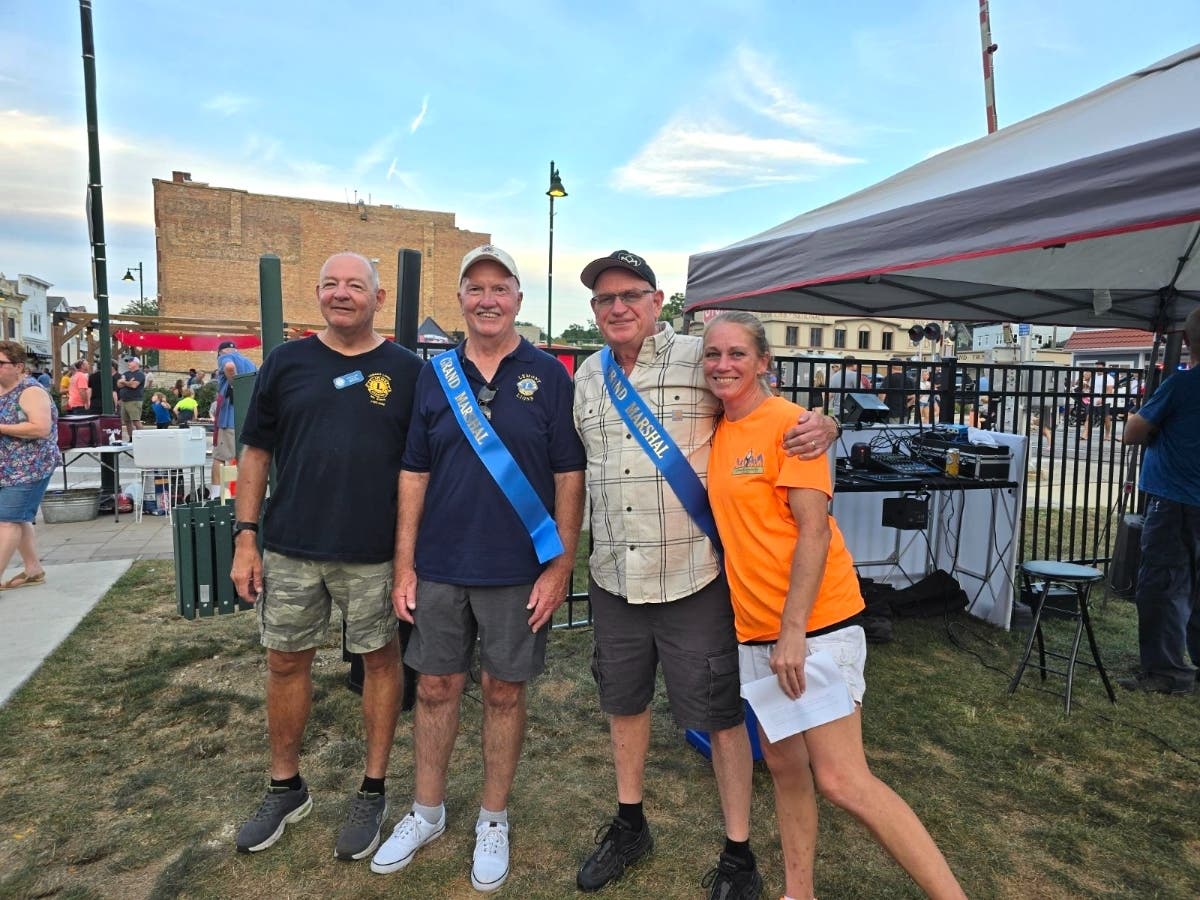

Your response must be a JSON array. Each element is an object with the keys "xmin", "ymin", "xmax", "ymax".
[
  {"xmin": 351, "ymin": 130, "xmax": 401, "ymax": 179},
  {"xmin": 410, "ymin": 95, "xmax": 429, "ymax": 134},
  {"xmin": 203, "ymin": 93, "xmax": 254, "ymax": 116},
  {"xmin": 614, "ymin": 46, "xmax": 861, "ymax": 198}
]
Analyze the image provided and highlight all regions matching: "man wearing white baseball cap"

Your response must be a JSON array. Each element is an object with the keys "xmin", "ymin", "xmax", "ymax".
[{"xmin": 372, "ymin": 244, "xmax": 585, "ymax": 892}]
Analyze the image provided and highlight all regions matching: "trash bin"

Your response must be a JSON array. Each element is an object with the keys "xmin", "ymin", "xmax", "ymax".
[{"xmin": 172, "ymin": 499, "xmax": 254, "ymax": 619}]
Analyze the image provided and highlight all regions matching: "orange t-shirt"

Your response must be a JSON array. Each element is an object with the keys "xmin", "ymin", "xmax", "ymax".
[
  {"xmin": 709, "ymin": 396, "xmax": 864, "ymax": 642},
  {"xmin": 67, "ymin": 370, "xmax": 89, "ymax": 409}
]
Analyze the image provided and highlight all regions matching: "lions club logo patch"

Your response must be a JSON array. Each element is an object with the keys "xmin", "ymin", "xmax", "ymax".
[
  {"xmin": 516, "ymin": 375, "xmax": 541, "ymax": 401},
  {"xmin": 365, "ymin": 373, "xmax": 392, "ymax": 406}
]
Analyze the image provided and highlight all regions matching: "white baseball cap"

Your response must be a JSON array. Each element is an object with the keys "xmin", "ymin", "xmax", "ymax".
[{"xmin": 459, "ymin": 244, "xmax": 520, "ymax": 285}]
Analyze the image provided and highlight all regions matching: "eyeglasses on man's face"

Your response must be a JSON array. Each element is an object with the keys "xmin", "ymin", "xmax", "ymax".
[
  {"xmin": 0, "ymin": 360, "xmax": 20, "ymax": 367},
  {"xmin": 590, "ymin": 289, "xmax": 656, "ymax": 310}
]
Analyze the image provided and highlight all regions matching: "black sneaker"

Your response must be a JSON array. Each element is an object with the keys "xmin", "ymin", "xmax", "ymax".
[
  {"xmin": 236, "ymin": 780, "xmax": 313, "ymax": 853},
  {"xmin": 1117, "ymin": 672, "xmax": 1194, "ymax": 695},
  {"xmin": 576, "ymin": 816, "xmax": 653, "ymax": 892},
  {"xmin": 701, "ymin": 851, "xmax": 763, "ymax": 900},
  {"xmin": 335, "ymin": 791, "xmax": 388, "ymax": 860}
]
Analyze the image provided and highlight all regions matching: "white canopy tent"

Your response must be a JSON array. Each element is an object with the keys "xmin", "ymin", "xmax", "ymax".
[{"xmin": 685, "ymin": 46, "xmax": 1200, "ymax": 333}]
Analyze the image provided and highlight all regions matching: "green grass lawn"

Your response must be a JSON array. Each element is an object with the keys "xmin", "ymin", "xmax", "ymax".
[{"xmin": 1, "ymin": 561, "xmax": 1198, "ymax": 899}]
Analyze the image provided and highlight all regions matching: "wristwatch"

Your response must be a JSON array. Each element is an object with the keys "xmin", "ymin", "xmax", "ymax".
[{"xmin": 233, "ymin": 521, "xmax": 259, "ymax": 536}]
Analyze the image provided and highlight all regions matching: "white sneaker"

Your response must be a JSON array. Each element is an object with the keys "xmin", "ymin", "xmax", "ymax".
[
  {"xmin": 471, "ymin": 819, "xmax": 510, "ymax": 892},
  {"xmin": 370, "ymin": 809, "xmax": 445, "ymax": 874}
]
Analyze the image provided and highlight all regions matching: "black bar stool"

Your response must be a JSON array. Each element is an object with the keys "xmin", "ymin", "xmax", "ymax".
[{"xmin": 1008, "ymin": 560, "xmax": 1117, "ymax": 714}]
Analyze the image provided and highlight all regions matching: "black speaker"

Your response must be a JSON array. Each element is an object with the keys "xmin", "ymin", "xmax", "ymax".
[{"xmin": 842, "ymin": 392, "xmax": 890, "ymax": 427}]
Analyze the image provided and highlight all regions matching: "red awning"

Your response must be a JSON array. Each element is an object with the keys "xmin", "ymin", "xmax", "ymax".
[{"xmin": 112, "ymin": 332, "xmax": 262, "ymax": 351}]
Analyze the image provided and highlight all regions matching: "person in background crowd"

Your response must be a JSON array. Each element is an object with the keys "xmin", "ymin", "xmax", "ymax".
[
  {"xmin": 66, "ymin": 360, "xmax": 90, "ymax": 415},
  {"xmin": 174, "ymin": 388, "xmax": 198, "ymax": 427},
  {"xmin": 879, "ymin": 359, "xmax": 916, "ymax": 423},
  {"xmin": 88, "ymin": 361, "xmax": 118, "ymax": 416},
  {"xmin": 150, "ymin": 392, "xmax": 174, "ymax": 429},
  {"xmin": 828, "ymin": 355, "xmax": 864, "ymax": 417},
  {"xmin": 116, "ymin": 357, "xmax": 147, "ymax": 440},
  {"xmin": 230, "ymin": 251, "xmax": 424, "ymax": 860},
  {"xmin": 211, "ymin": 341, "xmax": 257, "ymax": 500},
  {"xmin": 0, "ymin": 341, "xmax": 61, "ymax": 591},
  {"xmin": 1095, "ymin": 361, "xmax": 1116, "ymax": 441},
  {"xmin": 809, "ymin": 369, "xmax": 826, "ymax": 410},
  {"xmin": 702, "ymin": 312, "xmax": 966, "ymax": 900},
  {"xmin": 1119, "ymin": 308, "xmax": 1200, "ymax": 695}
]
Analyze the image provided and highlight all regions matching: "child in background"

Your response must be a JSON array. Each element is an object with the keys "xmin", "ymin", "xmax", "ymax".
[
  {"xmin": 174, "ymin": 387, "xmax": 198, "ymax": 427},
  {"xmin": 150, "ymin": 392, "xmax": 174, "ymax": 429}
]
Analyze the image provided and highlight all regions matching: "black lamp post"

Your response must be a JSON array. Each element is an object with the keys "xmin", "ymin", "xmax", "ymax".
[
  {"xmin": 121, "ymin": 262, "xmax": 144, "ymax": 307},
  {"xmin": 546, "ymin": 161, "xmax": 566, "ymax": 346}
]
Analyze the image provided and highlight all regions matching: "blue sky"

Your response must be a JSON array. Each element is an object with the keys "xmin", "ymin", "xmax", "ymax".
[{"xmin": 1, "ymin": 1, "xmax": 1196, "ymax": 334}]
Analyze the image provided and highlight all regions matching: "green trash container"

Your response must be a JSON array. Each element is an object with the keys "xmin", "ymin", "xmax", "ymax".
[{"xmin": 173, "ymin": 499, "xmax": 255, "ymax": 619}]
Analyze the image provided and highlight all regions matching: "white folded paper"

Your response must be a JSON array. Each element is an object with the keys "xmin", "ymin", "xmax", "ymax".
[{"xmin": 740, "ymin": 650, "xmax": 855, "ymax": 743}]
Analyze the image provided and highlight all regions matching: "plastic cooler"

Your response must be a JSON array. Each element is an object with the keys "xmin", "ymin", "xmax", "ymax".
[
  {"xmin": 686, "ymin": 700, "xmax": 764, "ymax": 762},
  {"xmin": 131, "ymin": 426, "xmax": 208, "ymax": 467}
]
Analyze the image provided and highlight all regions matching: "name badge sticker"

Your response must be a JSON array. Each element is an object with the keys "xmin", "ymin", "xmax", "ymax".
[{"xmin": 333, "ymin": 370, "xmax": 365, "ymax": 390}]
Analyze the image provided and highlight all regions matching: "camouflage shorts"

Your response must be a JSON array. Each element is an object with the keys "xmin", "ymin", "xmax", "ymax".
[{"xmin": 258, "ymin": 550, "xmax": 396, "ymax": 654}]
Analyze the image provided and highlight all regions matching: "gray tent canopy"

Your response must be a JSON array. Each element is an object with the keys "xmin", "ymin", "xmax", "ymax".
[{"xmin": 685, "ymin": 46, "xmax": 1200, "ymax": 333}]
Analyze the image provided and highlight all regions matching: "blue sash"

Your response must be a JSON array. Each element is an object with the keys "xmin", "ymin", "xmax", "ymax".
[
  {"xmin": 600, "ymin": 346, "xmax": 723, "ymax": 553},
  {"xmin": 432, "ymin": 350, "xmax": 563, "ymax": 564}
]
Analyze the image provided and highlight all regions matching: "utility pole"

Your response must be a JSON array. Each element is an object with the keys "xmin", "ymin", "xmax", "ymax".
[{"xmin": 979, "ymin": 0, "xmax": 999, "ymax": 134}]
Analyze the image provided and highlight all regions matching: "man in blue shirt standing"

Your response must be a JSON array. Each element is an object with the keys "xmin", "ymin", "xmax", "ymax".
[
  {"xmin": 371, "ymin": 245, "xmax": 585, "ymax": 892},
  {"xmin": 211, "ymin": 340, "xmax": 257, "ymax": 499},
  {"xmin": 1120, "ymin": 307, "xmax": 1200, "ymax": 694}
]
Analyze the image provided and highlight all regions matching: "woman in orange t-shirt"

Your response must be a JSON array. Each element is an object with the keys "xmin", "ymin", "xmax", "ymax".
[{"xmin": 703, "ymin": 312, "xmax": 964, "ymax": 900}]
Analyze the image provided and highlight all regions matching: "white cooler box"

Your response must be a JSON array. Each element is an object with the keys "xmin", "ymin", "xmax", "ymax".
[{"xmin": 133, "ymin": 427, "xmax": 208, "ymax": 468}]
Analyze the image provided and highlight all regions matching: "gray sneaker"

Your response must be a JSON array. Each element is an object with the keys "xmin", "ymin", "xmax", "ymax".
[
  {"xmin": 235, "ymin": 780, "xmax": 313, "ymax": 853},
  {"xmin": 370, "ymin": 809, "xmax": 446, "ymax": 874},
  {"xmin": 335, "ymin": 791, "xmax": 389, "ymax": 860}
]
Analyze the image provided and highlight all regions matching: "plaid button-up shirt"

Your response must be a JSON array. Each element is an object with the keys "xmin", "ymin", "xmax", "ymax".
[{"xmin": 573, "ymin": 324, "xmax": 721, "ymax": 603}]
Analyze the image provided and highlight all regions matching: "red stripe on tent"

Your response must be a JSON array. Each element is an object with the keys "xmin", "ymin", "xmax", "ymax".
[{"xmin": 113, "ymin": 331, "xmax": 263, "ymax": 351}]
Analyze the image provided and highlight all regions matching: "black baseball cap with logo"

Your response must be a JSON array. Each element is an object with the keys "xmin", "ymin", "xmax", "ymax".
[{"xmin": 579, "ymin": 250, "xmax": 657, "ymax": 290}]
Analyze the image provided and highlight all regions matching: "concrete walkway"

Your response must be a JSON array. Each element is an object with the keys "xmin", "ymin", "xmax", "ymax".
[{"xmin": 0, "ymin": 490, "xmax": 177, "ymax": 707}]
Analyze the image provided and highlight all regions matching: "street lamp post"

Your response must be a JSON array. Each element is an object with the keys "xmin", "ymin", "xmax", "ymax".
[
  {"xmin": 121, "ymin": 262, "xmax": 144, "ymax": 307},
  {"xmin": 546, "ymin": 161, "xmax": 566, "ymax": 347}
]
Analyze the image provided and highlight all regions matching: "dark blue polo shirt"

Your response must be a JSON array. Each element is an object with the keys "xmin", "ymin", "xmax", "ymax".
[{"xmin": 402, "ymin": 338, "xmax": 585, "ymax": 586}]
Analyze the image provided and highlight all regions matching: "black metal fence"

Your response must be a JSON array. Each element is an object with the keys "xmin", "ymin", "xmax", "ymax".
[
  {"xmin": 774, "ymin": 354, "xmax": 1147, "ymax": 572},
  {"xmin": 416, "ymin": 342, "xmax": 1149, "ymax": 626}
]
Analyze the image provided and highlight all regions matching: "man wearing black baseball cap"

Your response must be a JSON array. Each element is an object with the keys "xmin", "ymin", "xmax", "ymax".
[
  {"xmin": 572, "ymin": 250, "xmax": 837, "ymax": 898},
  {"xmin": 211, "ymin": 339, "xmax": 257, "ymax": 499}
]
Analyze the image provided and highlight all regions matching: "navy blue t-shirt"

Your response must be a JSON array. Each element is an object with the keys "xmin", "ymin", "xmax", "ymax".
[
  {"xmin": 402, "ymin": 338, "xmax": 585, "ymax": 585},
  {"xmin": 1137, "ymin": 365, "xmax": 1200, "ymax": 507},
  {"xmin": 241, "ymin": 336, "xmax": 424, "ymax": 563}
]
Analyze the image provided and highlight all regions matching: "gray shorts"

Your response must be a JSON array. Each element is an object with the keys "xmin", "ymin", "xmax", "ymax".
[
  {"xmin": 737, "ymin": 624, "xmax": 868, "ymax": 705},
  {"xmin": 588, "ymin": 575, "xmax": 743, "ymax": 732},
  {"xmin": 258, "ymin": 550, "xmax": 396, "ymax": 654},
  {"xmin": 404, "ymin": 580, "xmax": 547, "ymax": 683},
  {"xmin": 213, "ymin": 428, "xmax": 237, "ymax": 462}
]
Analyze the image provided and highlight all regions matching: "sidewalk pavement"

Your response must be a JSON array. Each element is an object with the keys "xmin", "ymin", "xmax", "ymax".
[{"xmin": 0, "ymin": 507, "xmax": 177, "ymax": 707}]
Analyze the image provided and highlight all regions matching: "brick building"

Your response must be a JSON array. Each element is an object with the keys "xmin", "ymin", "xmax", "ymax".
[{"xmin": 153, "ymin": 172, "xmax": 489, "ymax": 372}]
